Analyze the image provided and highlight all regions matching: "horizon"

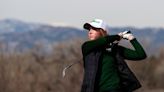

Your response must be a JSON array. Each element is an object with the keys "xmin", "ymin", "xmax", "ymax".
[{"xmin": 1, "ymin": 18, "xmax": 164, "ymax": 30}]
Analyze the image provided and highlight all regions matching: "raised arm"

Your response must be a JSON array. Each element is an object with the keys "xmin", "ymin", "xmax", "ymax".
[
  {"xmin": 82, "ymin": 35, "xmax": 120, "ymax": 55},
  {"xmin": 119, "ymin": 38, "xmax": 147, "ymax": 60}
]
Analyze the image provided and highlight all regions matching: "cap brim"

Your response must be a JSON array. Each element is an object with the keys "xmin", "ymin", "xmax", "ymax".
[{"xmin": 83, "ymin": 23, "xmax": 92, "ymax": 30}]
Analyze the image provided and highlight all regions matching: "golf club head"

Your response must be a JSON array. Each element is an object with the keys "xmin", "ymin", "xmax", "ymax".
[
  {"xmin": 62, "ymin": 68, "xmax": 66, "ymax": 78},
  {"xmin": 62, "ymin": 60, "xmax": 81, "ymax": 78},
  {"xmin": 62, "ymin": 64, "xmax": 72, "ymax": 78}
]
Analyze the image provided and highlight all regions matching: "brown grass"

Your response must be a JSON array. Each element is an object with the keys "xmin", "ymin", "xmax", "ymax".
[{"xmin": 0, "ymin": 39, "xmax": 163, "ymax": 92}]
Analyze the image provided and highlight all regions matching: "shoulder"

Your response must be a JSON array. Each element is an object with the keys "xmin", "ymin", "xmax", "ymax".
[{"xmin": 81, "ymin": 41, "xmax": 88, "ymax": 50}]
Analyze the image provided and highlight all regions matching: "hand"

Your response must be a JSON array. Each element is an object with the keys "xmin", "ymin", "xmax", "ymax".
[{"xmin": 122, "ymin": 33, "xmax": 135, "ymax": 40}]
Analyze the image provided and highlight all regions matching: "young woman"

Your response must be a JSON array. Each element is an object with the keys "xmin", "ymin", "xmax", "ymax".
[{"xmin": 81, "ymin": 19, "xmax": 147, "ymax": 92}]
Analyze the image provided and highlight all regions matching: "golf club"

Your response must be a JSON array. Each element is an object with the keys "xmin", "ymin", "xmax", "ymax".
[
  {"xmin": 62, "ymin": 30, "xmax": 131, "ymax": 78},
  {"xmin": 62, "ymin": 59, "xmax": 82, "ymax": 78}
]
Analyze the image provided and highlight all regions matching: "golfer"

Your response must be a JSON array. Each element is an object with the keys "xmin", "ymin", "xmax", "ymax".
[{"xmin": 81, "ymin": 19, "xmax": 147, "ymax": 92}]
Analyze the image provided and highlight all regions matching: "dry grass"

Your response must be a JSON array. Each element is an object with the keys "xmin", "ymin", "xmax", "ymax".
[{"xmin": 0, "ymin": 39, "xmax": 163, "ymax": 92}]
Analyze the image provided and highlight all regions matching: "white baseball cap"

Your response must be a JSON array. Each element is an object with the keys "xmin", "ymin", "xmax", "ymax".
[{"xmin": 83, "ymin": 19, "xmax": 108, "ymax": 31}]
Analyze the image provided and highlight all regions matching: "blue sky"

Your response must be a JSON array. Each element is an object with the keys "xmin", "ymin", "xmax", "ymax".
[{"xmin": 0, "ymin": 0, "xmax": 164, "ymax": 28}]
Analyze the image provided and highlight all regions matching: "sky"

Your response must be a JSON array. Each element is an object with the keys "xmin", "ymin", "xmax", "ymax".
[{"xmin": 0, "ymin": 0, "xmax": 164, "ymax": 29}]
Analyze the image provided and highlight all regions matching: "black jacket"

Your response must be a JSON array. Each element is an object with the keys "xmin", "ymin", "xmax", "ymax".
[{"xmin": 81, "ymin": 44, "xmax": 145, "ymax": 92}]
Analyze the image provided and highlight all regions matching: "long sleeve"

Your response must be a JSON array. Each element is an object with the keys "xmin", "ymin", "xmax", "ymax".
[
  {"xmin": 82, "ymin": 35, "xmax": 120, "ymax": 55},
  {"xmin": 119, "ymin": 38, "xmax": 147, "ymax": 60}
]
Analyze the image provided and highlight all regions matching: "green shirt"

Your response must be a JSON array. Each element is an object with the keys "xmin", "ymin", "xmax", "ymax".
[{"xmin": 98, "ymin": 50, "xmax": 120, "ymax": 91}]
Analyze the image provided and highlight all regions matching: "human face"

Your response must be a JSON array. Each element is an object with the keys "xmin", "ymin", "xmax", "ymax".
[{"xmin": 88, "ymin": 27, "xmax": 103, "ymax": 40}]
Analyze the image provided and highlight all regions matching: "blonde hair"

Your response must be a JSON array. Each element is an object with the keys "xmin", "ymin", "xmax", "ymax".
[{"xmin": 99, "ymin": 29, "xmax": 107, "ymax": 37}]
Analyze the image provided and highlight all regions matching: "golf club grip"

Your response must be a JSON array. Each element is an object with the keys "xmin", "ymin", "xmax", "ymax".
[{"xmin": 125, "ymin": 30, "xmax": 131, "ymax": 34}]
